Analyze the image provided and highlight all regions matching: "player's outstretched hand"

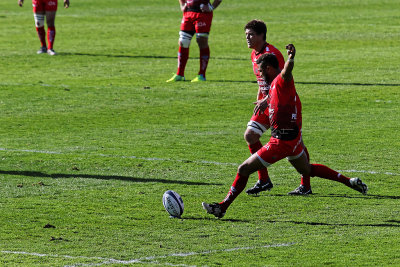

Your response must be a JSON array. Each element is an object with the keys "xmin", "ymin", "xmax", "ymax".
[
  {"xmin": 64, "ymin": 0, "xmax": 70, "ymax": 8},
  {"xmin": 285, "ymin": 44, "xmax": 296, "ymax": 59},
  {"xmin": 18, "ymin": 0, "xmax": 24, "ymax": 7}
]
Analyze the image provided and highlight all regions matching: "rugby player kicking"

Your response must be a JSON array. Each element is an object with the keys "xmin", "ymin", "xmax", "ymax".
[
  {"xmin": 243, "ymin": 20, "xmax": 312, "ymax": 196},
  {"xmin": 203, "ymin": 44, "xmax": 368, "ymax": 218},
  {"xmin": 166, "ymin": 0, "xmax": 222, "ymax": 83},
  {"xmin": 19, "ymin": 0, "xmax": 70, "ymax": 55}
]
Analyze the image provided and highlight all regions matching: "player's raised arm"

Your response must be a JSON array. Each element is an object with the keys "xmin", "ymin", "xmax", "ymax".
[
  {"xmin": 179, "ymin": 0, "xmax": 187, "ymax": 12},
  {"xmin": 211, "ymin": 0, "xmax": 222, "ymax": 10},
  {"xmin": 281, "ymin": 43, "xmax": 296, "ymax": 82}
]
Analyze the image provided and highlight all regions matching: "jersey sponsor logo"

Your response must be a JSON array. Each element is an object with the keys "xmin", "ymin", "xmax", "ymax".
[
  {"xmin": 197, "ymin": 21, "xmax": 207, "ymax": 27},
  {"xmin": 291, "ymin": 113, "xmax": 297, "ymax": 120},
  {"xmin": 48, "ymin": 1, "xmax": 56, "ymax": 6}
]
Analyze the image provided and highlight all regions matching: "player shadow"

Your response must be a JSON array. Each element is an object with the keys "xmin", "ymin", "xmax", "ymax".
[
  {"xmin": 182, "ymin": 216, "xmax": 250, "ymax": 223},
  {"xmin": 255, "ymin": 193, "xmax": 400, "ymax": 200},
  {"xmin": 265, "ymin": 220, "xmax": 400, "ymax": 228},
  {"xmin": 211, "ymin": 80, "xmax": 400, "ymax": 86},
  {"xmin": 318, "ymin": 193, "xmax": 400, "ymax": 200},
  {"xmin": 296, "ymin": 81, "xmax": 400, "ymax": 87},
  {"xmin": 59, "ymin": 52, "xmax": 248, "ymax": 61},
  {"xmin": 0, "ymin": 170, "xmax": 222, "ymax": 186},
  {"xmin": 59, "ymin": 52, "xmax": 177, "ymax": 59}
]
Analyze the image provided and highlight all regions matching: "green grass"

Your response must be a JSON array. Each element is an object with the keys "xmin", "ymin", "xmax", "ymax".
[{"xmin": 1, "ymin": 0, "xmax": 399, "ymax": 266}]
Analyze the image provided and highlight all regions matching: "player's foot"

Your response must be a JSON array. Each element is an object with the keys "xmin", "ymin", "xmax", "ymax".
[
  {"xmin": 349, "ymin": 178, "xmax": 368, "ymax": 195},
  {"xmin": 191, "ymin": 74, "xmax": 206, "ymax": 82},
  {"xmin": 47, "ymin": 49, "xmax": 56, "ymax": 56},
  {"xmin": 288, "ymin": 185, "xmax": 312, "ymax": 195},
  {"xmin": 37, "ymin": 46, "xmax": 47, "ymax": 54},
  {"xmin": 202, "ymin": 202, "xmax": 225, "ymax": 218},
  {"xmin": 166, "ymin": 74, "xmax": 185, "ymax": 82},
  {"xmin": 246, "ymin": 180, "xmax": 273, "ymax": 195}
]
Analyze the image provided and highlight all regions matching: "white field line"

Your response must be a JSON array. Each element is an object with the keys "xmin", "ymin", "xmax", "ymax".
[
  {"xmin": 1, "ymin": 242, "xmax": 295, "ymax": 267},
  {"xmin": 0, "ymin": 147, "xmax": 399, "ymax": 176}
]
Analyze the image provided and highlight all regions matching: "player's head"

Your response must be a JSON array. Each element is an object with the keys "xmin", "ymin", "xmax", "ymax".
[
  {"xmin": 244, "ymin": 20, "xmax": 267, "ymax": 41},
  {"xmin": 256, "ymin": 53, "xmax": 280, "ymax": 82}
]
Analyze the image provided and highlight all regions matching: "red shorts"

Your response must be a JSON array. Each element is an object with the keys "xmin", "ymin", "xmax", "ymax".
[
  {"xmin": 256, "ymin": 134, "xmax": 304, "ymax": 167},
  {"xmin": 32, "ymin": 0, "xmax": 57, "ymax": 13},
  {"xmin": 250, "ymin": 111, "xmax": 270, "ymax": 128},
  {"xmin": 180, "ymin": 12, "xmax": 213, "ymax": 33}
]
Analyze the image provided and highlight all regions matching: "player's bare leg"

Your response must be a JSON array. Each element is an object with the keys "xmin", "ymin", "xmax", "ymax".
[
  {"xmin": 45, "ymin": 11, "xmax": 57, "ymax": 55},
  {"xmin": 203, "ymin": 153, "xmax": 265, "ymax": 218},
  {"xmin": 34, "ymin": 11, "xmax": 47, "ymax": 54},
  {"xmin": 167, "ymin": 31, "xmax": 193, "ymax": 82},
  {"xmin": 244, "ymin": 128, "xmax": 273, "ymax": 195},
  {"xmin": 191, "ymin": 34, "xmax": 209, "ymax": 82},
  {"xmin": 289, "ymin": 152, "xmax": 368, "ymax": 195},
  {"xmin": 288, "ymin": 143, "xmax": 312, "ymax": 195}
]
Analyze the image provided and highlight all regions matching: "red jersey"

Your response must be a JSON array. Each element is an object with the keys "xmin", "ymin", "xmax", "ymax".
[
  {"xmin": 186, "ymin": 0, "xmax": 210, "ymax": 12},
  {"xmin": 251, "ymin": 43, "xmax": 285, "ymax": 100},
  {"xmin": 268, "ymin": 74, "xmax": 302, "ymax": 141}
]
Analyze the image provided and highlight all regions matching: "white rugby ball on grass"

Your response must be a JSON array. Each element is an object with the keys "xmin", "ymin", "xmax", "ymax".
[{"xmin": 162, "ymin": 190, "xmax": 184, "ymax": 218}]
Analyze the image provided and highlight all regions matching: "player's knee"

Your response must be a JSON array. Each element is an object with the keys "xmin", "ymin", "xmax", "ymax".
[
  {"xmin": 34, "ymin": 13, "xmax": 45, "ymax": 28},
  {"xmin": 237, "ymin": 162, "xmax": 251, "ymax": 176},
  {"xmin": 179, "ymin": 31, "xmax": 193, "ymax": 48},
  {"xmin": 244, "ymin": 129, "xmax": 260, "ymax": 145},
  {"xmin": 196, "ymin": 33, "xmax": 209, "ymax": 47}
]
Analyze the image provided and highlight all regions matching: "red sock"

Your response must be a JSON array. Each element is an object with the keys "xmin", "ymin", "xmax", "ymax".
[
  {"xmin": 47, "ymin": 26, "xmax": 56, "ymax": 50},
  {"xmin": 248, "ymin": 141, "xmax": 269, "ymax": 183},
  {"xmin": 199, "ymin": 46, "xmax": 210, "ymax": 77},
  {"xmin": 310, "ymin": 164, "xmax": 351, "ymax": 187},
  {"xmin": 300, "ymin": 146, "xmax": 311, "ymax": 189},
  {"xmin": 219, "ymin": 173, "xmax": 249, "ymax": 211},
  {"xmin": 177, "ymin": 46, "xmax": 189, "ymax": 77},
  {"xmin": 36, "ymin": 26, "xmax": 47, "ymax": 47}
]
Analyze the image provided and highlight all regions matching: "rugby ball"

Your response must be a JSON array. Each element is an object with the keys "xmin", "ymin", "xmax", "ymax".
[{"xmin": 162, "ymin": 190, "xmax": 184, "ymax": 218}]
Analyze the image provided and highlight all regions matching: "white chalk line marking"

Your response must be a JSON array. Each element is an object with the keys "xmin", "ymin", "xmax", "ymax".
[
  {"xmin": 1, "ymin": 242, "xmax": 295, "ymax": 267},
  {"xmin": 0, "ymin": 147, "xmax": 399, "ymax": 176}
]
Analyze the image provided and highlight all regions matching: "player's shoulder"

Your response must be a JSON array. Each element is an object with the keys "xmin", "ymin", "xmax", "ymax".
[{"xmin": 265, "ymin": 43, "xmax": 283, "ymax": 55}]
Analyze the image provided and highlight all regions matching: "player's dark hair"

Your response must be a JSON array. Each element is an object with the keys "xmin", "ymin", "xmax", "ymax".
[
  {"xmin": 256, "ymin": 53, "xmax": 279, "ymax": 70},
  {"xmin": 244, "ymin": 19, "xmax": 267, "ymax": 41}
]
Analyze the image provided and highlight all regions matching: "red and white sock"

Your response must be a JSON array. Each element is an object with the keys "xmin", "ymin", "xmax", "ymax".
[
  {"xmin": 310, "ymin": 164, "xmax": 351, "ymax": 187},
  {"xmin": 36, "ymin": 26, "xmax": 47, "ymax": 48},
  {"xmin": 47, "ymin": 26, "xmax": 56, "ymax": 50},
  {"xmin": 199, "ymin": 46, "xmax": 209, "ymax": 77},
  {"xmin": 249, "ymin": 141, "xmax": 270, "ymax": 183},
  {"xmin": 219, "ymin": 173, "xmax": 249, "ymax": 211},
  {"xmin": 177, "ymin": 46, "xmax": 189, "ymax": 77}
]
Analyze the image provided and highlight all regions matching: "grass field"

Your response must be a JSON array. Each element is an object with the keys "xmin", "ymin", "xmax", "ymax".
[{"xmin": 1, "ymin": 0, "xmax": 400, "ymax": 266}]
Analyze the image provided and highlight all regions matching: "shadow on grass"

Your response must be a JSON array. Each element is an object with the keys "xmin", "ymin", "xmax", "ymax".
[
  {"xmin": 266, "ymin": 220, "xmax": 400, "ymax": 228},
  {"xmin": 60, "ymin": 52, "xmax": 247, "ymax": 61},
  {"xmin": 256, "ymin": 193, "xmax": 400, "ymax": 200},
  {"xmin": 0, "ymin": 170, "xmax": 222, "ymax": 186},
  {"xmin": 321, "ymin": 193, "xmax": 400, "ymax": 200},
  {"xmin": 211, "ymin": 80, "xmax": 400, "ymax": 86},
  {"xmin": 182, "ymin": 216, "xmax": 250, "ymax": 223}
]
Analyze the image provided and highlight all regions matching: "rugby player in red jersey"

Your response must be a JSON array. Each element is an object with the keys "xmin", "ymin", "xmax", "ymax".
[
  {"xmin": 19, "ymin": 0, "xmax": 70, "ymax": 55},
  {"xmin": 243, "ymin": 20, "xmax": 284, "ymax": 195},
  {"xmin": 166, "ymin": 0, "xmax": 222, "ymax": 83},
  {"xmin": 202, "ymin": 44, "xmax": 368, "ymax": 218},
  {"xmin": 243, "ymin": 20, "xmax": 312, "ymax": 196}
]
